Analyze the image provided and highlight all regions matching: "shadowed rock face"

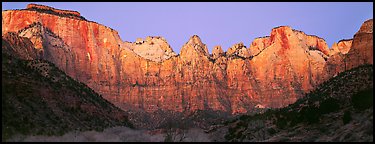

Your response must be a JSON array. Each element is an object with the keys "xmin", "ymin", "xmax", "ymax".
[
  {"xmin": 2, "ymin": 5, "xmax": 373, "ymax": 116},
  {"xmin": 2, "ymin": 32, "xmax": 38, "ymax": 60},
  {"xmin": 346, "ymin": 19, "xmax": 373, "ymax": 70},
  {"xmin": 324, "ymin": 19, "xmax": 373, "ymax": 80},
  {"xmin": 218, "ymin": 65, "xmax": 373, "ymax": 142}
]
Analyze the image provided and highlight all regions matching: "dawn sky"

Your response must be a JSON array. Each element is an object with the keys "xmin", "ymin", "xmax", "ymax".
[{"xmin": 2, "ymin": 2, "xmax": 373, "ymax": 54}]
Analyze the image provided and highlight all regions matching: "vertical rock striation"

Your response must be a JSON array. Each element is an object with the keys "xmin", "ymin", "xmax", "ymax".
[{"xmin": 2, "ymin": 4, "xmax": 373, "ymax": 116}]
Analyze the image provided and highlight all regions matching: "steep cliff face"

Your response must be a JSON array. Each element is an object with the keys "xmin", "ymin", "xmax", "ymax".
[
  {"xmin": 15, "ymin": 22, "xmax": 73, "ymax": 71},
  {"xmin": 325, "ymin": 39, "xmax": 353, "ymax": 79},
  {"xmin": 292, "ymin": 29, "xmax": 330, "ymax": 56},
  {"xmin": 2, "ymin": 6, "xmax": 127, "ymax": 108},
  {"xmin": 2, "ymin": 32, "xmax": 38, "ymax": 60},
  {"xmin": 330, "ymin": 39, "xmax": 353, "ymax": 55},
  {"xmin": 211, "ymin": 45, "xmax": 223, "ymax": 59},
  {"xmin": 226, "ymin": 42, "xmax": 250, "ymax": 58},
  {"xmin": 246, "ymin": 26, "xmax": 328, "ymax": 108},
  {"xmin": 324, "ymin": 19, "xmax": 373, "ymax": 80},
  {"xmin": 345, "ymin": 19, "xmax": 373, "ymax": 70},
  {"xmin": 2, "ymin": 5, "xmax": 372, "ymax": 117},
  {"xmin": 249, "ymin": 37, "xmax": 271, "ymax": 57}
]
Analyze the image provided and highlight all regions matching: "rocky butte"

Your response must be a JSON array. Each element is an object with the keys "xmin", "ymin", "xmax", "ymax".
[{"xmin": 2, "ymin": 4, "xmax": 373, "ymax": 117}]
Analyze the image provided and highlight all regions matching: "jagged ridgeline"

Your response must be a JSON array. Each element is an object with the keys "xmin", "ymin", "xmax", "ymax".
[
  {"xmin": 2, "ymin": 51, "xmax": 134, "ymax": 141},
  {"xmin": 2, "ymin": 3, "xmax": 373, "ymax": 139},
  {"xmin": 2, "ymin": 4, "xmax": 372, "ymax": 116}
]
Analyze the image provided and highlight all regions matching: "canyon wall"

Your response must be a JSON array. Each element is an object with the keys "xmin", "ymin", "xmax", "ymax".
[{"xmin": 2, "ymin": 4, "xmax": 373, "ymax": 115}]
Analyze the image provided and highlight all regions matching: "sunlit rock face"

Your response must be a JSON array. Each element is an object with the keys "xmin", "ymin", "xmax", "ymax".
[
  {"xmin": 2, "ymin": 4, "xmax": 372, "ymax": 115},
  {"xmin": 124, "ymin": 36, "xmax": 177, "ymax": 63},
  {"xmin": 245, "ymin": 26, "xmax": 329, "ymax": 108},
  {"xmin": 330, "ymin": 39, "xmax": 353, "ymax": 56},
  {"xmin": 211, "ymin": 45, "xmax": 224, "ymax": 60},
  {"xmin": 249, "ymin": 36, "xmax": 271, "ymax": 57}
]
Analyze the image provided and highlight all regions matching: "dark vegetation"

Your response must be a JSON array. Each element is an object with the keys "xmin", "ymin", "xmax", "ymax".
[
  {"xmin": 229, "ymin": 55, "xmax": 247, "ymax": 60},
  {"xmin": 4, "ymin": 7, "xmax": 115, "ymax": 32},
  {"xmin": 342, "ymin": 110, "xmax": 352, "ymax": 125},
  {"xmin": 26, "ymin": 7, "xmax": 87, "ymax": 21},
  {"xmin": 2, "ymin": 52, "xmax": 133, "ymax": 141},
  {"xmin": 224, "ymin": 64, "xmax": 373, "ymax": 142},
  {"xmin": 351, "ymin": 88, "xmax": 373, "ymax": 111},
  {"xmin": 309, "ymin": 46, "xmax": 319, "ymax": 51}
]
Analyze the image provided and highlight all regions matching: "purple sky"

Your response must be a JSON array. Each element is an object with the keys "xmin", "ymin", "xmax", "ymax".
[{"xmin": 2, "ymin": 2, "xmax": 373, "ymax": 54}]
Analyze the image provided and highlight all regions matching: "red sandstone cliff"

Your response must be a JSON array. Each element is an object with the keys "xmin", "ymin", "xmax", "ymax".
[
  {"xmin": 345, "ymin": 19, "xmax": 373, "ymax": 70},
  {"xmin": 324, "ymin": 19, "xmax": 373, "ymax": 79},
  {"xmin": 2, "ymin": 4, "xmax": 373, "ymax": 115},
  {"xmin": 330, "ymin": 39, "xmax": 353, "ymax": 56}
]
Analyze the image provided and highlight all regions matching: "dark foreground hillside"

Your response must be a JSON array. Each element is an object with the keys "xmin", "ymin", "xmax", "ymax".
[
  {"xmin": 209, "ymin": 65, "xmax": 373, "ymax": 142},
  {"xmin": 2, "ymin": 53, "xmax": 133, "ymax": 141}
]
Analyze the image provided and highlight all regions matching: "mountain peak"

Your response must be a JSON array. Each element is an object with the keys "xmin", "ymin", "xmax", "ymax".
[
  {"xmin": 226, "ymin": 42, "xmax": 250, "ymax": 58},
  {"xmin": 130, "ymin": 36, "xmax": 177, "ymax": 62},
  {"xmin": 2, "ymin": 4, "xmax": 373, "ymax": 130},
  {"xmin": 356, "ymin": 19, "xmax": 373, "ymax": 35},
  {"xmin": 268, "ymin": 26, "xmax": 330, "ymax": 55},
  {"xmin": 249, "ymin": 36, "xmax": 271, "ymax": 57},
  {"xmin": 269, "ymin": 26, "xmax": 295, "ymax": 51},
  {"xmin": 180, "ymin": 35, "xmax": 210, "ymax": 58},
  {"xmin": 212, "ymin": 45, "xmax": 224, "ymax": 59},
  {"xmin": 272, "ymin": 25, "xmax": 291, "ymax": 30},
  {"xmin": 187, "ymin": 35, "xmax": 204, "ymax": 46}
]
